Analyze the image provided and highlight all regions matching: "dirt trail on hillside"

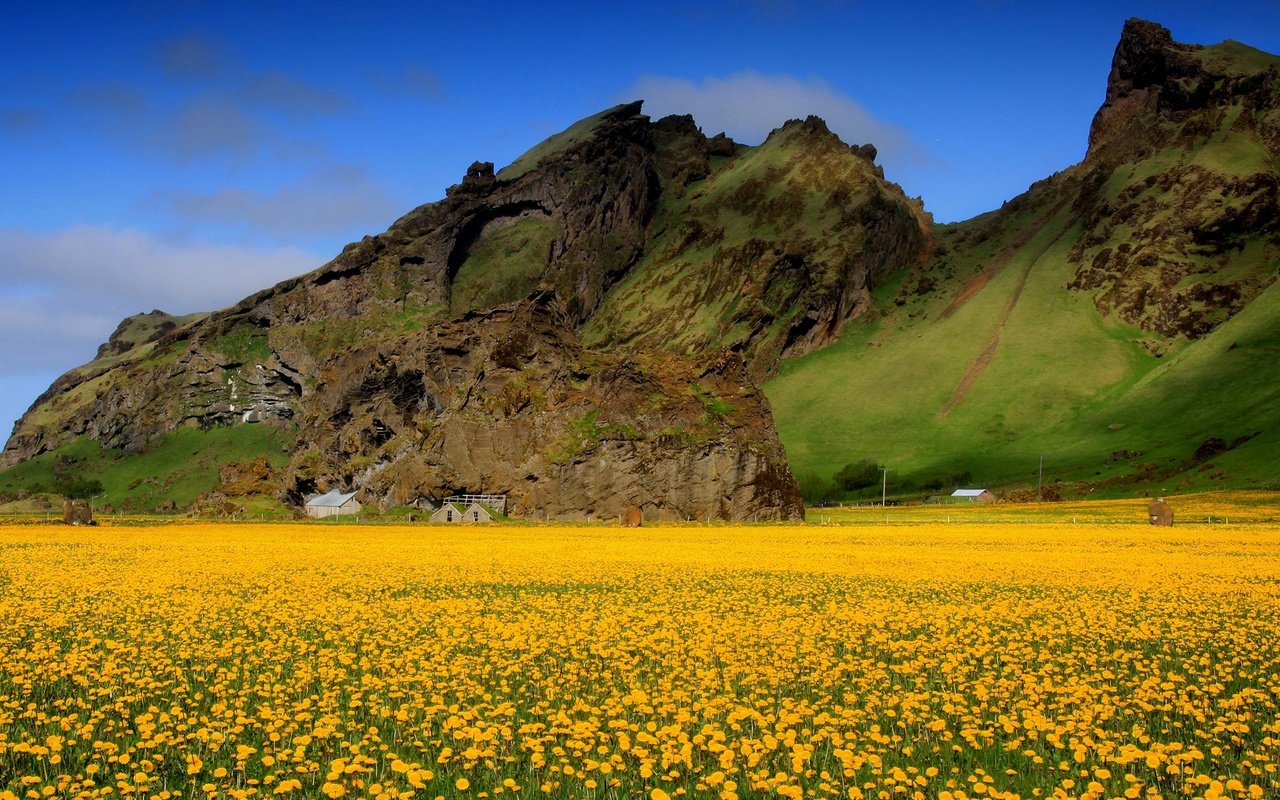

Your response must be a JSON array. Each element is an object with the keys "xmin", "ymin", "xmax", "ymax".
[{"xmin": 936, "ymin": 203, "xmax": 1071, "ymax": 419}]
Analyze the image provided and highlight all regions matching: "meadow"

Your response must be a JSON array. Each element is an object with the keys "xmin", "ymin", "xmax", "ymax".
[{"xmin": 0, "ymin": 521, "xmax": 1277, "ymax": 800}]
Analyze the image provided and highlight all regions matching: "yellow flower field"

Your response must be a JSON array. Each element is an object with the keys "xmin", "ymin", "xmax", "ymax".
[{"xmin": 0, "ymin": 522, "xmax": 1277, "ymax": 800}]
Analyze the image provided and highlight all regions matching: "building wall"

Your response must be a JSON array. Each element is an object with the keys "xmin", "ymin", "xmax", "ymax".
[{"xmin": 306, "ymin": 500, "xmax": 361, "ymax": 519}]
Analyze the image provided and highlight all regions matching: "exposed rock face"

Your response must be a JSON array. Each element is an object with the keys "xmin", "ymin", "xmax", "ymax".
[
  {"xmin": 286, "ymin": 291, "xmax": 803, "ymax": 521},
  {"xmin": 1068, "ymin": 19, "xmax": 1280, "ymax": 338}
]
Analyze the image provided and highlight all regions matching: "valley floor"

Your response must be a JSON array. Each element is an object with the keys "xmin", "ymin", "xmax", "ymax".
[{"xmin": 1, "ymin": 522, "xmax": 1277, "ymax": 799}]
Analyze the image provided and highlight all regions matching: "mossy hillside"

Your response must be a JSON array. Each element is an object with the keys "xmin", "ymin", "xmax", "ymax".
[
  {"xmin": 450, "ymin": 217, "xmax": 561, "ymax": 315},
  {"xmin": 0, "ymin": 425, "xmax": 294, "ymax": 513},
  {"xmin": 584, "ymin": 119, "xmax": 924, "ymax": 371},
  {"xmin": 768, "ymin": 30, "xmax": 1280, "ymax": 503},
  {"xmin": 767, "ymin": 195, "xmax": 1113, "ymax": 498},
  {"xmin": 1191, "ymin": 38, "xmax": 1280, "ymax": 76},
  {"xmin": 497, "ymin": 104, "xmax": 634, "ymax": 181},
  {"xmin": 72, "ymin": 311, "xmax": 206, "ymax": 377}
]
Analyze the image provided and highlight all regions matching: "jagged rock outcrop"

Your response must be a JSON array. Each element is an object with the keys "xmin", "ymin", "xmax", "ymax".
[
  {"xmin": 584, "ymin": 114, "xmax": 931, "ymax": 378},
  {"xmin": 1066, "ymin": 19, "xmax": 1280, "ymax": 338},
  {"xmin": 286, "ymin": 291, "xmax": 802, "ymax": 521}
]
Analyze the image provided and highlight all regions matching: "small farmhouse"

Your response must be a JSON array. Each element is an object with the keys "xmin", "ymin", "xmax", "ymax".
[
  {"xmin": 462, "ymin": 502, "xmax": 494, "ymax": 523},
  {"xmin": 429, "ymin": 502, "xmax": 466, "ymax": 523},
  {"xmin": 951, "ymin": 488, "xmax": 995, "ymax": 503},
  {"xmin": 305, "ymin": 490, "xmax": 361, "ymax": 518},
  {"xmin": 430, "ymin": 501, "xmax": 497, "ymax": 523}
]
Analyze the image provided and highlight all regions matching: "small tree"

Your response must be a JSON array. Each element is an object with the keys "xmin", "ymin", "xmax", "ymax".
[
  {"xmin": 52, "ymin": 454, "xmax": 102, "ymax": 500},
  {"xmin": 54, "ymin": 476, "xmax": 102, "ymax": 500},
  {"xmin": 833, "ymin": 459, "xmax": 883, "ymax": 492}
]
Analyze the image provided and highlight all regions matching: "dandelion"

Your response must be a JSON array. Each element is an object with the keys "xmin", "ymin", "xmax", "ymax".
[{"xmin": 0, "ymin": 521, "xmax": 1277, "ymax": 800}]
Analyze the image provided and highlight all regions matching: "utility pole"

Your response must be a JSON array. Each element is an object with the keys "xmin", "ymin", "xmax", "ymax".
[
  {"xmin": 1038, "ymin": 455, "xmax": 1044, "ymax": 503},
  {"xmin": 881, "ymin": 467, "xmax": 892, "ymax": 508}
]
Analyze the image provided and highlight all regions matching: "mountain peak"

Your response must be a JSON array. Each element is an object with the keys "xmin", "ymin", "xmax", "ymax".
[
  {"xmin": 1105, "ymin": 19, "xmax": 1199, "ymax": 102},
  {"xmin": 1084, "ymin": 17, "xmax": 1279, "ymax": 159},
  {"xmin": 497, "ymin": 101, "xmax": 647, "ymax": 180}
]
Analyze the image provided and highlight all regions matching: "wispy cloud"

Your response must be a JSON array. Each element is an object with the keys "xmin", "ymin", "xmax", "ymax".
[
  {"xmin": 157, "ymin": 97, "xmax": 265, "ymax": 163},
  {"xmin": 0, "ymin": 225, "xmax": 320, "ymax": 373},
  {"xmin": 68, "ymin": 82, "xmax": 149, "ymax": 121},
  {"xmin": 1, "ymin": 108, "xmax": 45, "ymax": 135},
  {"xmin": 147, "ymin": 165, "xmax": 401, "ymax": 238},
  {"xmin": 161, "ymin": 35, "xmax": 227, "ymax": 81},
  {"xmin": 244, "ymin": 71, "xmax": 351, "ymax": 116},
  {"xmin": 60, "ymin": 35, "xmax": 356, "ymax": 165},
  {"xmin": 626, "ymin": 71, "xmax": 925, "ymax": 168},
  {"xmin": 368, "ymin": 64, "xmax": 445, "ymax": 103}
]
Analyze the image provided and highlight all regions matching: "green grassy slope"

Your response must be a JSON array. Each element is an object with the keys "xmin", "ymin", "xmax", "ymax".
[
  {"xmin": 450, "ymin": 217, "xmax": 561, "ymax": 315},
  {"xmin": 766, "ymin": 29, "xmax": 1280, "ymax": 503},
  {"xmin": 0, "ymin": 426, "xmax": 293, "ymax": 514},
  {"xmin": 768, "ymin": 191, "xmax": 1280, "ymax": 502},
  {"xmin": 497, "ymin": 103, "xmax": 635, "ymax": 180}
]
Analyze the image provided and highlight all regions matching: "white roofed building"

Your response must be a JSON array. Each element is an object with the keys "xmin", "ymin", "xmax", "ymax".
[
  {"xmin": 305, "ymin": 490, "xmax": 362, "ymax": 518},
  {"xmin": 951, "ymin": 488, "xmax": 995, "ymax": 503}
]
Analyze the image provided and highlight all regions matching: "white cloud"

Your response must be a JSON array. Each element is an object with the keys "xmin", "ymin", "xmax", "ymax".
[
  {"xmin": 148, "ymin": 165, "xmax": 402, "ymax": 239},
  {"xmin": 626, "ymin": 71, "xmax": 924, "ymax": 168},
  {"xmin": 0, "ymin": 225, "xmax": 320, "ymax": 375}
]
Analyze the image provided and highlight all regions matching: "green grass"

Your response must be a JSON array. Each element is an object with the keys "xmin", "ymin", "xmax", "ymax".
[
  {"xmin": 450, "ymin": 217, "xmax": 561, "ymax": 315},
  {"xmin": 0, "ymin": 425, "xmax": 295, "ymax": 514},
  {"xmin": 1193, "ymin": 38, "xmax": 1280, "ymax": 74},
  {"xmin": 766, "ymin": 184, "xmax": 1280, "ymax": 502},
  {"xmin": 211, "ymin": 323, "xmax": 272, "ymax": 365}
]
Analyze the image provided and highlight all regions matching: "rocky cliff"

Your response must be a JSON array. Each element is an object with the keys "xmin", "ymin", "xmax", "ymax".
[
  {"xmin": 1065, "ymin": 19, "xmax": 1280, "ymax": 339},
  {"xmin": 286, "ymin": 290, "xmax": 802, "ymax": 520},
  {"xmin": 3, "ymin": 96, "xmax": 936, "ymax": 518}
]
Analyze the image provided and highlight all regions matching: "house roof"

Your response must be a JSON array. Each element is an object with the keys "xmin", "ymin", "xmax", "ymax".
[
  {"xmin": 306, "ymin": 490, "xmax": 359, "ymax": 507},
  {"xmin": 951, "ymin": 488, "xmax": 991, "ymax": 497}
]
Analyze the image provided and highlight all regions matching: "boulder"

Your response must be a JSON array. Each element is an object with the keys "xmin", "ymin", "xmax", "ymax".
[
  {"xmin": 1148, "ymin": 498, "xmax": 1174, "ymax": 526},
  {"xmin": 62, "ymin": 498, "xmax": 93, "ymax": 526}
]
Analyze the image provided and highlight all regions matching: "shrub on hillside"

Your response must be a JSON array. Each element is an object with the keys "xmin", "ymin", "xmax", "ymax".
[{"xmin": 833, "ymin": 459, "xmax": 883, "ymax": 492}]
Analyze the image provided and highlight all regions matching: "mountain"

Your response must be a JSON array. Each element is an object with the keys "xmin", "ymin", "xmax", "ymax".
[
  {"xmin": 766, "ymin": 19, "xmax": 1280, "ymax": 499},
  {"xmin": 3, "ymin": 19, "xmax": 1277, "ymax": 513},
  {"xmin": 8, "ymin": 99, "xmax": 914, "ymax": 519}
]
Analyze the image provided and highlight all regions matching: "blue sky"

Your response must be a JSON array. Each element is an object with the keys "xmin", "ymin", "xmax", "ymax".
[{"xmin": 2, "ymin": 0, "xmax": 1279, "ymax": 444}]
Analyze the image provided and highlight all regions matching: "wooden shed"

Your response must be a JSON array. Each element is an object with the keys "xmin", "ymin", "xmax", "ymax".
[
  {"xmin": 305, "ymin": 490, "xmax": 361, "ymax": 519},
  {"xmin": 951, "ymin": 488, "xmax": 995, "ymax": 503}
]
